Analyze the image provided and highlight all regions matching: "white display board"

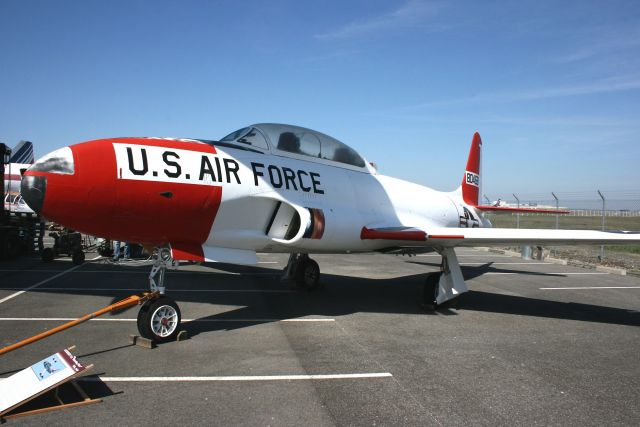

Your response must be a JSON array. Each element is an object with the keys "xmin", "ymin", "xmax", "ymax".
[{"xmin": 0, "ymin": 349, "xmax": 87, "ymax": 415}]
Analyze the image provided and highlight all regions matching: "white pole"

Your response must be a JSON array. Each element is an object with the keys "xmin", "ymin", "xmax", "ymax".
[
  {"xmin": 552, "ymin": 192, "xmax": 559, "ymax": 229},
  {"xmin": 597, "ymin": 190, "xmax": 605, "ymax": 261}
]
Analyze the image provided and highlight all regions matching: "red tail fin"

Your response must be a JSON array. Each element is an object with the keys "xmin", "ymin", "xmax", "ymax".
[{"xmin": 461, "ymin": 132, "xmax": 482, "ymax": 206}]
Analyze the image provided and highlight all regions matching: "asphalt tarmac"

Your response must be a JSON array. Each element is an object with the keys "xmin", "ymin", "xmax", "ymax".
[{"xmin": 1, "ymin": 248, "xmax": 639, "ymax": 426}]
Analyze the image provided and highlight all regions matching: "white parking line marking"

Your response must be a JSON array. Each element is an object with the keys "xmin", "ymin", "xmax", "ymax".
[
  {"xmin": 485, "ymin": 272, "xmax": 609, "ymax": 275},
  {"xmin": 417, "ymin": 254, "xmax": 510, "ymax": 258},
  {"xmin": 460, "ymin": 262, "xmax": 553, "ymax": 265},
  {"xmin": 0, "ymin": 256, "xmax": 102, "ymax": 304},
  {"xmin": 0, "ymin": 266, "xmax": 80, "ymax": 304},
  {"xmin": 540, "ymin": 286, "xmax": 640, "ymax": 290},
  {"xmin": 0, "ymin": 269, "xmax": 70, "ymax": 273},
  {"xmin": 0, "ymin": 269, "xmax": 280, "ymax": 275},
  {"xmin": 0, "ymin": 317, "xmax": 335, "ymax": 322},
  {"xmin": 80, "ymin": 373, "xmax": 393, "ymax": 382},
  {"xmin": 257, "ymin": 261, "xmax": 279, "ymax": 264},
  {"xmin": 0, "ymin": 288, "xmax": 294, "ymax": 293},
  {"xmin": 552, "ymin": 272, "xmax": 609, "ymax": 275}
]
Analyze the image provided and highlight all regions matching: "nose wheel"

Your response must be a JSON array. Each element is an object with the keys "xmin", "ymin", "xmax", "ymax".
[{"xmin": 137, "ymin": 296, "xmax": 181, "ymax": 342}]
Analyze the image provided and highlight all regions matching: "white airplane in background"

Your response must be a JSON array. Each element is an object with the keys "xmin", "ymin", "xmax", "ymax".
[
  {"xmin": 3, "ymin": 140, "xmax": 34, "ymax": 192},
  {"xmin": 20, "ymin": 124, "xmax": 640, "ymax": 342},
  {"xmin": 3, "ymin": 141, "xmax": 35, "ymax": 214}
]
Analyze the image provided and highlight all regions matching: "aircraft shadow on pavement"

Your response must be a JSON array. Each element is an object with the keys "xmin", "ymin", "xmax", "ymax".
[
  {"xmin": 407, "ymin": 260, "xmax": 565, "ymax": 279},
  {"xmin": 6, "ymin": 258, "xmax": 639, "ymax": 344},
  {"xmin": 181, "ymin": 265, "xmax": 640, "ymax": 338}
]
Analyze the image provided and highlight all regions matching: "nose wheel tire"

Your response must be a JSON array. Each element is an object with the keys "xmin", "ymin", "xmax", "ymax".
[
  {"xmin": 295, "ymin": 259, "xmax": 320, "ymax": 291},
  {"xmin": 137, "ymin": 296, "xmax": 181, "ymax": 342}
]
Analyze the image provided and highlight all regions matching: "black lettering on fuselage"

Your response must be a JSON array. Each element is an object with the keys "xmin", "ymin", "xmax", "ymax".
[
  {"xmin": 297, "ymin": 170, "xmax": 311, "ymax": 192},
  {"xmin": 310, "ymin": 172, "xmax": 324, "ymax": 194},
  {"xmin": 268, "ymin": 165, "xmax": 283, "ymax": 188},
  {"xmin": 250, "ymin": 163, "xmax": 323, "ymax": 194},
  {"xmin": 224, "ymin": 158, "xmax": 241, "ymax": 184},
  {"xmin": 162, "ymin": 151, "xmax": 181, "ymax": 178},
  {"xmin": 215, "ymin": 157, "xmax": 223, "ymax": 182},
  {"xmin": 127, "ymin": 147, "xmax": 148, "ymax": 176},
  {"xmin": 282, "ymin": 167, "xmax": 298, "ymax": 191},
  {"xmin": 251, "ymin": 162, "xmax": 265, "ymax": 186},
  {"xmin": 199, "ymin": 155, "xmax": 217, "ymax": 181}
]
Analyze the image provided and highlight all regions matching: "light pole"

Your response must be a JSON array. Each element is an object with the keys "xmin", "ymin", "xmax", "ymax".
[
  {"xmin": 552, "ymin": 192, "xmax": 559, "ymax": 229},
  {"xmin": 513, "ymin": 193, "xmax": 520, "ymax": 228},
  {"xmin": 597, "ymin": 190, "xmax": 605, "ymax": 261}
]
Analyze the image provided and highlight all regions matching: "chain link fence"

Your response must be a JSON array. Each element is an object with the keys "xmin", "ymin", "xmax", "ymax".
[{"xmin": 482, "ymin": 190, "xmax": 640, "ymax": 272}]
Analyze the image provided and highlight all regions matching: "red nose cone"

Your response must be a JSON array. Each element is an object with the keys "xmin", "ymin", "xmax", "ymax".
[{"xmin": 28, "ymin": 138, "xmax": 222, "ymax": 247}]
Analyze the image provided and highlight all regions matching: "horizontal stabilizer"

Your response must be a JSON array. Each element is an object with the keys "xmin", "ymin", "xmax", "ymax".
[
  {"xmin": 10, "ymin": 140, "xmax": 34, "ymax": 164},
  {"xmin": 475, "ymin": 205, "xmax": 570, "ymax": 214}
]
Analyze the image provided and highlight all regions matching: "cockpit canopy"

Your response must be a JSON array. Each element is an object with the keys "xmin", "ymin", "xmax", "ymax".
[{"xmin": 221, "ymin": 123, "xmax": 366, "ymax": 168}]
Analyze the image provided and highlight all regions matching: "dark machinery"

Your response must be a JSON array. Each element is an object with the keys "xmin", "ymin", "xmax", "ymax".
[
  {"xmin": 1, "ymin": 143, "xmax": 45, "ymax": 259},
  {"xmin": 41, "ymin": 228, "xmax": 85, "ymax": 265}
]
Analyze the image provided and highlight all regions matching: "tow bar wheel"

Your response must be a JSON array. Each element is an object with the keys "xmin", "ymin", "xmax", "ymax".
[{"xmin": 137, "ymin": 296, "xmax": 181, "ymax": 342}]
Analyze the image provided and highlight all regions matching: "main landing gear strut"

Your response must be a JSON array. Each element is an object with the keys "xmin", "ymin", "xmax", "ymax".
[
  {"xmin": 136, "ymin": 248, "xmax": 182, "ymax": 343},
  {"xmin": 423, "ymin": 247, "xmax": 468, "ymax": 310},
  {"xmin": 282, "ymin": 253, "xmax": 321, "ymax": 290}
]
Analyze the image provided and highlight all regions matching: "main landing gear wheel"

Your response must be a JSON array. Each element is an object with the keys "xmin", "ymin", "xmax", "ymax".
[
  {"xmin": 137, "ymin": 296, "xmax": 181, "ymax": 343},
  {"xmin": 296, "ymin": 258, "xmax": 320, "ymax": 291},
  {"xmin": 423, "ymin": 272, "xmax": 441, "ymax": 310}
]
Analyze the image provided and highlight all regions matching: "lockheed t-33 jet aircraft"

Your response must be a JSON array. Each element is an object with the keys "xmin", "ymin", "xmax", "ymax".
[{"xmin": 20, "ymin": 124, "xmax": 640, "ymax": 342}]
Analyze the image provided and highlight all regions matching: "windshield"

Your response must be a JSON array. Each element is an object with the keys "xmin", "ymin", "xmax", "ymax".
[
  {"xmin": 255, "ymin": 124, "xmax": 366, "ymax": 168},
  {"xmin": 220, "ymin": 127, "xmax": 269, "ymax": 150}
]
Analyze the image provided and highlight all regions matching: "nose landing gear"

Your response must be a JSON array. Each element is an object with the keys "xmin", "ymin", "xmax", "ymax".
[{"xmin": 136, "ymin": 248, "xmax": 182, "ymax": 342}]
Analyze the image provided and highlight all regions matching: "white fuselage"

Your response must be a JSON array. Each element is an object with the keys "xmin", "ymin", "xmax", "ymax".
[{"xmin": 203, "ymin": 145, "xmax": 485, "ymax": 254}]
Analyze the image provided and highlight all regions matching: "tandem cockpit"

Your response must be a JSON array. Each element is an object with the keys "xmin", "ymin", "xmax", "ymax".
[{"xmin": 217, "ymin": 124, "xmax": 372, "ymax": 172}]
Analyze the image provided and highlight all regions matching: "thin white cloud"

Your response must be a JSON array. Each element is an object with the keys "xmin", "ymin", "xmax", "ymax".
[
  {"xmin": 315, "ymin": 0, "xmax": 443, "ymax": 41},
  {"xmin": 405, "ymin": 76, "xmax": 640, "ymax": 109},
  {"xmin": 300, "ymin": 49, "xmax": 363, "ymax": 64},
  {"xmin": 554, "ymin": 26, "xmax": 640, "ymax": 64}
]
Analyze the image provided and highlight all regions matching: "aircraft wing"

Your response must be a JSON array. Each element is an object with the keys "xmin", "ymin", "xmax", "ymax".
[{"xmin": 361, "ymin": 226, "xmax": 640, "ymax": 247}]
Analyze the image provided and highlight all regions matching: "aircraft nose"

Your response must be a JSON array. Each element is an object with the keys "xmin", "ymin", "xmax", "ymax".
[
  {"xmin": 20, "ymin": 145, "xmax": 75, "ymax": 217},
  {"xmin": 21, "ymin": 175, "xmax": 47, "ymax": 215}
]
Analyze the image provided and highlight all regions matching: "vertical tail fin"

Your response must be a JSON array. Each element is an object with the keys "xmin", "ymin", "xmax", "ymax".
[
  {"xmin": 10, "ymin": 140, "xmax": 34, "ymax": 164},
  {"xmin": 461, "ymin": 132, "xmax": 482, "ymax": 206}
]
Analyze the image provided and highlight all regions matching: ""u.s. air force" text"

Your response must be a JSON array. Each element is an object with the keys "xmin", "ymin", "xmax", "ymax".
[{"xmin": 125, "ymin": 147, "xmax": 324, "ymax": 194}]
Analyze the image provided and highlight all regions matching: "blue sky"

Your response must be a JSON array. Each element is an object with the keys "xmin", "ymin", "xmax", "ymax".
[{"xmin": 1, "ymin": 0, "xmax": 639, "ymax": 200}]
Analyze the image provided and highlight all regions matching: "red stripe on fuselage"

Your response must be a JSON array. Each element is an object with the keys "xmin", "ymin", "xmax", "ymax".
[
  {"xmin": 360, "ymin": 227, "xmax": 426, "ymax": 241},
  {"xmin": 172, "ymin": 244, "xmax": 205, "ymax": 262}
]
